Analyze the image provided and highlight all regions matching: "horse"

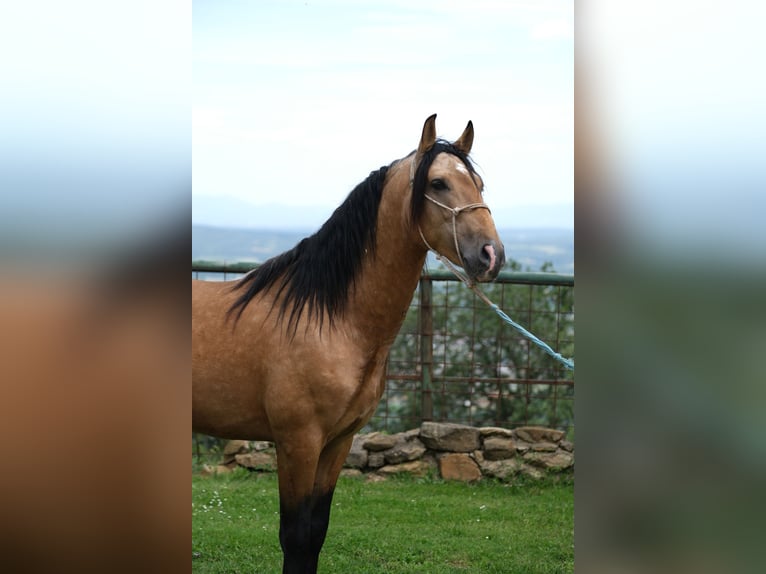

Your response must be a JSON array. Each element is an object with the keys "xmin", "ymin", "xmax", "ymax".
[{"xmin": 192, "ymin": 114, "xmax": 506, "ymax": 573}]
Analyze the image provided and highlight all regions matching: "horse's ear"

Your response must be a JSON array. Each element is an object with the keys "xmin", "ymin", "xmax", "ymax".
[
  {"xmin": 417, "ymin": 114, "xmax": 438, "ymax": 157},
  {"xmin": 453, "ymin": 120, "xmax": 474, "ymax": 154}
]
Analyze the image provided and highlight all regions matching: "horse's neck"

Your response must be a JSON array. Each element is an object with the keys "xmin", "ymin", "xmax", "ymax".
[{"xmin": 348, "ymin": 163, "xmax": 426, "ymax": 347}]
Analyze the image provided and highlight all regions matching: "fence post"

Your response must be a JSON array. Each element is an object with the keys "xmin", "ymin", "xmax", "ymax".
[{"xmin": 419, "ymin": 275, "xmax": 434, "ymax": 422}]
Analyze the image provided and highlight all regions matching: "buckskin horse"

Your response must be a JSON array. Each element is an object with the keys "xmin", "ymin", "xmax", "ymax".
[{"xmin": 192, "ymin": 114, "xmax": 505, "ymax": 573}]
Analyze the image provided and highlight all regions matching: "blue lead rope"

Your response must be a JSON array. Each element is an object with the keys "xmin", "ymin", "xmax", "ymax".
[
  {"xmin": 484, "ymin": 300, "xmax": 575, "ymax": 371},
  {"xmin": 430, "ymin": 254, "xmax": 575, "ymax": 372}
]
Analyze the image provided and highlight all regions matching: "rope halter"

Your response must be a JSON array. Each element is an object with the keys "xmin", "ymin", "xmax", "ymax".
[{"xmin": 417, "ymin": 194, "xmax": 491, "ymax": 271}]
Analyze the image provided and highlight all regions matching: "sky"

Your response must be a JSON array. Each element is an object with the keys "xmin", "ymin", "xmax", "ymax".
[{"xmin": 193, "ymin": 0, "xmax": 573, "ymax": 230}]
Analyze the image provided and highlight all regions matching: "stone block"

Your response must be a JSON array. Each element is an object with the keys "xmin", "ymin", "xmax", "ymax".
[
  {"xmin": 483, "ymin": 436, "xmax": 516, "ymax": 460},
  {"xmin": 514, "ymin": 426, "xmax": 565, "ymax": 444},
  {"xmin": 367, "ymin": 452, "xmax": 385, "ymax": 468},
  {"xmin": 420, "ymin": 422, "xmax": 480, "ymax": 452},
  {"xmin": 530, "ymin": 441, "xmax": 558, "ymax": 452},
  {"xmin": 479, "ymin": 458, "xmax": 522, "ymax": 481},
  {"xmin": 363, "ymin": 432, "xmax": 399, "ymax": 451},
  {"xmin": 522, "ymin": 450, "xmax": 574, "ymax": 470},
  {"xmin": 403, "ymin": 428, "xmax": 421, "ymax": 440},
  {"xmin": 384, "ymin": 438, "xmax": 426, "ymax": 464},
  {"xmin": 222, "ymin": 440, "xmax": 250, "ymax": 463},
  {"xmin": 235, "ymin": 452, "xmax": 276, "ymax": 471},
  {"xmin": 439, "ymin": 453, "xmax": 482, "ymax": 482},
  {"xmin": 479, "ymin": 426, "xmax": 514, "ymax": 438}
]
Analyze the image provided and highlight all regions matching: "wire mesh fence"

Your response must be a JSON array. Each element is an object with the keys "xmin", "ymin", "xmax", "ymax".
[
  {"xmin": 192, "ymin": 261, "xmax": 574, "ymax": 461},
  {"xmin": 381, "ymin": 270, "xmax": 574, "ymax": 433}
]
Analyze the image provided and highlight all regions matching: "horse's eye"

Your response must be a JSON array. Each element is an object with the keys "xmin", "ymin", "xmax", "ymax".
[{"xmin": 430, "ymin": 178, "xmax": 448, "ymax": 191}]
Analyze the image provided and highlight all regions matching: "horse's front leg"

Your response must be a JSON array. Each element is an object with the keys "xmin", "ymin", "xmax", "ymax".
[
  {"xmin": 276, "ymin": 432, "xmax": 354, "ymax": 574},
  {"xmin": 306, "ymin": 435, "xmax": 355, "ymax": 568},
  {"xmin": 276, "ymin": 434, "xmax": 323, "ymax": 574}
]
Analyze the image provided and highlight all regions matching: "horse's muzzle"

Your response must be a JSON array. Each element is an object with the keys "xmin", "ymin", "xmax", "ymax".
[{"xmin": 463, "ymin": 240, "xmax": 505, "ymax": 282}]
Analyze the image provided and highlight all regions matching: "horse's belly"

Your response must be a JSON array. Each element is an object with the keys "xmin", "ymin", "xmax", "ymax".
[
  {"xmin": 192, "ymin": 368, "xmax": 273, "ymax": 440},
  {"xmin": 192, "ymin": 344, "xmax": 273, "ymax": 440}
]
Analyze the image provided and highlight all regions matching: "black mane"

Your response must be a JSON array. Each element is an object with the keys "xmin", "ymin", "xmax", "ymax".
[
  {"xmin": 228, "ymin": 164, "xmax": 391, "ymax": 332},
  {"xmin": 228, "ymin": 141, "xmax": 475, "ymax": 333}
]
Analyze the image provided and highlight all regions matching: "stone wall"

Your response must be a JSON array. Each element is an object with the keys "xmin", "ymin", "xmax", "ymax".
[{"xmin": 202, "ymin": 423, "xmax": 573, "ymax": 482}]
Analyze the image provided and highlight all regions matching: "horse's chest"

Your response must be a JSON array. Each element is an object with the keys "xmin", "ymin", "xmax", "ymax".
[
  {"xmin": 350, "ymin": 350, "xmax": 389, "ymax": 416},
  {"xmin": 361, "ymin": 359, "xmax": 385, "ymax": 393},
  {"xmin": 322, "ymin": 347, "xmax": 387, "ymax": 415}
]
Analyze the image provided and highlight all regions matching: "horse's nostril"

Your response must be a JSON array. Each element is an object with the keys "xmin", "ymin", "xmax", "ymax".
[{"xmin": 482, "ymin": 243, "xmax": 497, "ymax": 272}]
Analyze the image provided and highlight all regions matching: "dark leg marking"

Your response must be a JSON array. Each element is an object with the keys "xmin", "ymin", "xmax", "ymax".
[{"xmin": 279, "ymin": 489, "xmax": 336, "ymax": 574}]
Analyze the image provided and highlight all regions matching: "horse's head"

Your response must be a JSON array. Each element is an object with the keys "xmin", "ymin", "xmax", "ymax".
[{"xmin": 411, "ymin": 114, "xmax": 506, "ymax": 283}]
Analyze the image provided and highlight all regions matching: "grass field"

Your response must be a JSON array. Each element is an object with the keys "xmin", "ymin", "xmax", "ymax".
[{"xmin": 192, "ymin": 470, "xmax": 573, "ymax": 573}]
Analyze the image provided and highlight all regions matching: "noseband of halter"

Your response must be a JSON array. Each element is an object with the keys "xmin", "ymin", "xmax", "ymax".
[
  {"xmin": 417, "ymin": 194, "xmax": 491, "ymax": 270},
  {"xmin": 409, "ymin": 156, "xmax": 491, "ymax": 274}
]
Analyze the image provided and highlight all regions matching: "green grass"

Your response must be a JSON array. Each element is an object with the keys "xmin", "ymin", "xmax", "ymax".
[{"xmin": 193, "ymin": 470, "xmax": 573, "ymax": 574}]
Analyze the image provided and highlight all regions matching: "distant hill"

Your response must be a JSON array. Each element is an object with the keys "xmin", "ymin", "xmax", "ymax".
[
  {"xmin": 193, "ymin": 196, "xmax": 336, "ymax": 231},
  {"xmin": 193, "ymin": 224, "xmax": 573, "ymax": 274},
  {"xmin": 192, "ymin": 195, "xmax": 573, "ymax": 230},
  {"xmin": 192, "ymin": 225, "xmax": 306, "ymax": 263},
  {"xmin": 498, "ymin": 227, "xmax": 574, "ymax": 273}
]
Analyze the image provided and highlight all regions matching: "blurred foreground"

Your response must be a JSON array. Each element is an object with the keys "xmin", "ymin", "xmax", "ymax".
[
  {"xmin": 0, "ymin": 225, "xmax": 190, "ymax": 573},
  {"xmin": 576, "ymin": 2, "xmax": 766, "ymax": 572}
]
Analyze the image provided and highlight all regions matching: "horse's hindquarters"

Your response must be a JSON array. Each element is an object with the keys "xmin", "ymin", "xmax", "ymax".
[{"xmin": 192, "ymin": 280, "xmax": 274, "ymax": 440}]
